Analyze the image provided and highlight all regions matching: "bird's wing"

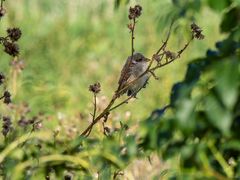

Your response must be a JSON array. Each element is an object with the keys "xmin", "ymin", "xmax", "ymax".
[{"xmin": 117, "ymin": 56, "xmax": 133, "ymax": 93}]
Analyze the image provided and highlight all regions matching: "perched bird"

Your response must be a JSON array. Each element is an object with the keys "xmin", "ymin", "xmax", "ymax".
[{"xmin": 117, "ymin": 52, "xmax": 150, "ymax": 97}]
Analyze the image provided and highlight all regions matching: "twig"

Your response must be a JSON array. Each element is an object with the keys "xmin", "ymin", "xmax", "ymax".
[
  {"xmin": 146, "ymin": 19, "xmax": 174, "ymax": 75},
  {"xmin": 131, "ymin": 18, "xmax": 136, "ymax": 57},
  {"xmin": 149, "ymin": 70, "xmax": 159, "ymax": 80},
  {"xmin": 156, "ymin": 19, "xmax": 175, "ymax": 55},
  {"xmin": 92, "ymin": 94, "xmax": 97, "ymax": 120},
  {"xmin": 113, "ymin": 170, "xmax": 124, "ymax": 179},
  {"xmin": 150, "ymin": 35, "xmax": 195, "ymax": 71},
  {"xmin": 109, "ymin": 88, "xmax": 142, "ymax": 112},
  {"xmin": 85, "ymin": 93, "xmax": 97, "ymax": 137},
  {"xmin": 177, "ymin": 35, "xmax": 194, "ymax": 57},
  {"xmin": 80, "ymin": 97, "xmax": 117, "ymax": 137}
]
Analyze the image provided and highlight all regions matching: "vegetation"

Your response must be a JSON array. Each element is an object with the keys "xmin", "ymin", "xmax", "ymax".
[{"xmin": 0, "ymin": 0, "xmax": 239, "ymax": 179}]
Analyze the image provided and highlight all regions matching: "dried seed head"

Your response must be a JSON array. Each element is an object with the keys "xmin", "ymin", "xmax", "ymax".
[
  {"xmin": 3, "ymin": 96, "xmax": 11, "ymax": 104},
  {"xmin": 191, "ymin": 22, "xmax": 204, "ymax": 40},
  {"xmin": 3, "ymin": 91, "xmax": 11, "ymax": 104},
  {"xmin": 127, "ymin": 23, "xmax": 134, "ymax": 31},
  {"xmin": 153, "ymin": 54, "xmax": 161, "ymax": 62},
  {"xmin": 89, "ymin": 82, "xmax": 101, "ymax": 94},
  {"xmin": 18, "ymin": 117, "xmax": 29, "ymax": 127},
  {"xmin": 3, "ymin": 91, "xmax": 11, "ymax": 98},
  {"xmin": 2, "ymin": 116, "xmax": 12, "ymax": 137},
  {"xmin": 165, "ymin": 51, "xmax": 177, "ymax": 60},
  {"xmin": 7, "ymin": 28, "xmax": 22, "ymax": 41},
  {"xmin": 3, "ymin": 116, "xmax": 10, "ymax": 122},
  {"xmin": 104, "ymin": 126, "xmax": 111, "ymax": 136},
  {"xmin": 3, "ymin": 41, "xmax": 19, "ymax": 56},
  {"xmin": 0, "ymin": 72, "xmax": 5, "ymax": 85},
  {"xmin": 128, "ymin": 5, "xmax": 142, "ymax": 20}
]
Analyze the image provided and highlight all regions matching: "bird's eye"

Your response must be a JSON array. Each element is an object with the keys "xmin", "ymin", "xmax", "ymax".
[{"xmin": 137, "ymin": 58, "xmax": 142, "ymax": 62}]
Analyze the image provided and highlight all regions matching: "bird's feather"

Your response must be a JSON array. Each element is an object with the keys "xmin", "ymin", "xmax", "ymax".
[
  {"xmin": 117, "ymin": 56, "xmax": 134, "ymax": 94},
  {"xmin": 116, "ymin": 53, "xmax": 149, "ymax": 96}
]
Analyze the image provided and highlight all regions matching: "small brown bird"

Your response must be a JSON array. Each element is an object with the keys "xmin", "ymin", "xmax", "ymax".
[{"xmin": 117, "ymin": 52, "xmax": 150, "ymax": 97}]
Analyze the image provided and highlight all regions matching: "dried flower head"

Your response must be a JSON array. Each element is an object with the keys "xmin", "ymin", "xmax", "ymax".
[
  {"xmin": 0, "ymin": 72, "xmax": 5, "ymax": 85},
  {"xmin": 165, "ymin": 50, "xmax": 177, "ymax": 60},
  {"xmin": 2, "ymin": 116, "xmax": 12, "ymax": 137},
  {"xmin": 7, "ymin": 28, "xmax": 22, "ymax": 41},
  {"xmin": 89, "ymin": 82, "xmax": 101, "ymax": 94},
  {"xmin": 3, "ymin": 90, "xmax": 10, "ymax": 98},
  {"xmin": 153, "ymin": 54, "xmax": 161, "ymax": 62},
  {"xmin": 64, "ymin": 174, "xmax": 73, "ymax": 180},
  {"xmin": 18, "ymin": 117, "xmax": 29, "ymax": 127},
  {"xmin": 128, "ymin": 5, "xmax": 142, "ymax": 20},
  {"xmin": 3, "ymin": 41, "xmax": 19, "ymax": 56},
  {"xmin": 191, "ymin": 22, "xmax": 204, "ymax": 40},
  {"xmin": 3, "ymin": 90, "xmax": 11, "ymax": 104}
]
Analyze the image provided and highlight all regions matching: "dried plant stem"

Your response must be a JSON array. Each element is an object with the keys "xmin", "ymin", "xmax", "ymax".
[
  {"xmin": 178, "ymin": 35, "xmax": 194, "ymax": 57},
  {"xmin": 156, "ymin": 19, "xmax": 174, "ymax": 55},
  {"xmin": 109, "ymin": 88, "xmax": 142, "ymax": 112},
  {"xmin": 146, "ymin": 19, "xmax": 174, "ymax": 73},
  {"xmin": 85, "ymin": 93, "xmax": 97, "ymax": 137},
  {"xmin": 131, "ymin": 18, "xmax": 136, "ymax": 56},
  {"xmin": 92, "ymin": 93, "xmax": 97, "ymax": 120},
  {"xmin": 80, "ymin": 96, "xmax": 117, "ymax": 137}
]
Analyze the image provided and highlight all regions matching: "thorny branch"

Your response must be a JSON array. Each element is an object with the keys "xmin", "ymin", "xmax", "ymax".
[{"xmin": 81, "ymin": 5, "xmax": 204, "ymax": 137}]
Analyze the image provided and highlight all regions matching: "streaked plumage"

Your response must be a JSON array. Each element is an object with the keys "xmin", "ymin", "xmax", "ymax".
[{"xmin": 117, "ymin": 52, "xmax": 150, "ymax": 96}]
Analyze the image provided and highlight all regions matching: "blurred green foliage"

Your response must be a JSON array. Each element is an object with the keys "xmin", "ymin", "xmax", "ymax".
[
  {"xmin": 141, "ymin": 0, "xmax": 240, "ymax": 178},
  {"xmin": 0, "ymin": 0, "xmax": 239, "ymax": 179}
]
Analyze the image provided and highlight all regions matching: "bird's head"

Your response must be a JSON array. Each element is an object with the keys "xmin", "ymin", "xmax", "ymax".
[{"xmin": 131, "ymin": 52, "xmax": 150, "ymax": 64}]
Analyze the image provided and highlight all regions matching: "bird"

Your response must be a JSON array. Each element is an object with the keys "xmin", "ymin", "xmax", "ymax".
[{"xmin": 117, "ymin": 52, "xmax": 150, "ymax": 97}]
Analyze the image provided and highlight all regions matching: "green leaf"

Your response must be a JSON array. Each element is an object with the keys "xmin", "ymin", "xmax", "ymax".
[
  {"xmin": 207, "ymin": 0, "xmax": 230, "ymax": 12},
  {"xmin": 222, "ymin": 140, "xmax": 240, "ymax": 151},
  {"xmin": 221, "ymin": 7, "xmax": 240, "ymax": 33},
  {"xmin": 170, "ymin": 82, "xmax": 187, "ymax": 105},
  {"xmin": 175, "ymin": 98, "xmax": 197, "ymax": 134},
  {"xmin": 125, "ymin": 135, "xmax": 137, "ymax": 157},
  {"xmin": 205, "ymin": 93, "xmax": 232, "ymax": 135},
  {"xmin": 214, "ymin": 59, "xmax": 239, "ymax": 110},
  {"xmin": 184, "ymin": 63, "xmax": 201, "ymax": 84}
]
